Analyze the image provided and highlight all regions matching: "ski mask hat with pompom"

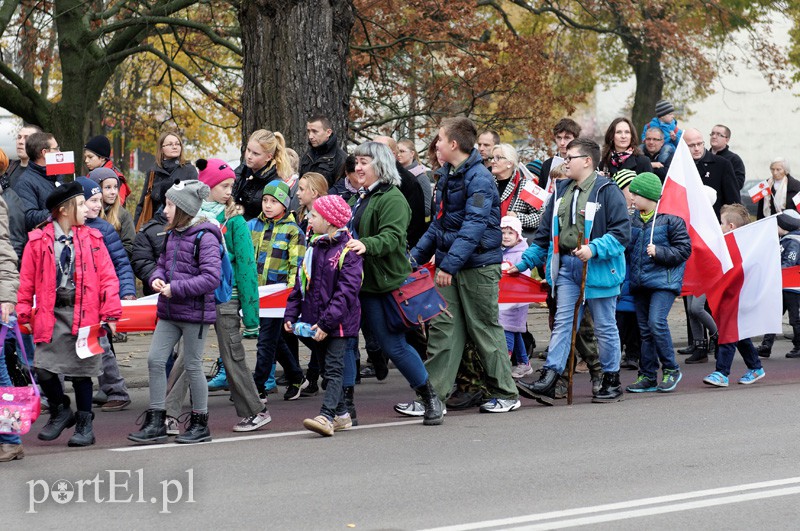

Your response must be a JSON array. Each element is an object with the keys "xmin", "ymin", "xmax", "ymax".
[{"xmin": 196, "ymin": 158, "xmax": 235, "ymax": 190}]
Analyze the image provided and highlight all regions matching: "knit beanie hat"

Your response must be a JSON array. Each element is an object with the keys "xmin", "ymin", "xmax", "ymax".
[
  {"xmin": 84, "ymin": 135, "xmax": 111, "ymax": 159},
  {"xmin": 313, "ymin": 194, "xmax": 351, "ymax": 228},
  {"xmin": 778, "ymin": 210, "xmax": 800, "ymax": 232},
  {"xmin": 87, "ymin": 167, "xmax": 119, "ymax": 187},
  {"xmin": 165, "ymin": 179, "xmax": 210, "ymax": 218},
  {"xmin": 526, "ymin": 159, "xmax": 544, "ymax": 178},
  {"xmin": 46, "ymin": 181, "xmax": 84, "ymax": 211},
  {"xmin": 655, "ymin": 100, "xmax": 675, "ymax": 118},
  {"xmin": 196, "ymin": 158, "xmax": 235, "ymax": 190},
  {"xmin": 262, "ymin": 179, "xmax": 291, "ymax": 210},
  {"xmin": 629, "ymin": 172, "xmax": 662, "ymax": 202},
  {"xmin": 613, "ymin": 168, "xmax": 636, "ymax": 190},
  {"xmin": 76, "ymin": 176, "xmax": 102, "ymax": 200},
  {"xmin": 500, "ymin": 215, "xmax": 523, "ymax": 241}
]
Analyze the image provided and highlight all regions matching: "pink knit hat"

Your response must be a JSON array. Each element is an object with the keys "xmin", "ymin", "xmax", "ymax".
[
  {"xmin": 313, "ymin": 195, "xmax": 351, "ymax": 228},
  {"xmin": 501, "ymin": 215, "xmax": 523, "ymax": 241},
  {"xmin": 196, "ymin": 158, "xmax": 235, "ymax": 190}
]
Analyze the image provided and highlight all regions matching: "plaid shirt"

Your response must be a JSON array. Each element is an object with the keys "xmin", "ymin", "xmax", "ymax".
[
  {"xmin": 500, "ymin": 172, "xmax": 542, "ymax": 231},
  {"xmin": 247, "ymin": 212, "xmax": 305, "ymax": 287}
]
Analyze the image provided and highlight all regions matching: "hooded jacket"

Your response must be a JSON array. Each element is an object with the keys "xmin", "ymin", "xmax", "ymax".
[
  {"xmin": 498, "ymin": 239, "xmax": 530, "ymax": 332},
  {"xmin": 233, "ymin": 163, "xmax": 280, "ymax": 222},
  {"xmin": 18, "ymin": 223, "xmax": 122, "ymax": 343},
  {"xmin": 627, "ymin": 212, "xmax": 691, "ymax": 294},
  {"xmin": 131, "ymin": 210, "xmax": 166, "ymax": 296},
  {"xmin": 85, "ymin": 216, "xmax": 137, "ymax": 298}
]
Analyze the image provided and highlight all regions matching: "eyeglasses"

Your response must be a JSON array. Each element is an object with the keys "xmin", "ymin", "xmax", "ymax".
[
  {"xmin": 710, "ymin": 132, "xmax": 728, "ymax": 138},
  {"xmin": 162, "ymin": 142, "xmax": 181, "ymax": 148},
  {"xmin": 491, "ymin": 156, "xmax": 507, "ymax": 162},
  {"xmin": 686, "ymin": 142, "xmax": 705, "ymax": 149},
  {"xmin": 46, "ymin": 146, "xmax": 60, "ymax": 152},
  {"xmin": 564, "ymin": 155, "xmax": 589, "ymax": 163}
]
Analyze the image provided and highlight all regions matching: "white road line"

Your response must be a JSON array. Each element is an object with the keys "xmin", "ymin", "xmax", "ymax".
[
  {"xmin": 110, "ymin": 419, "xmax": 421, "ymax": 452},
  {"xmin": 421, "ymin": 477, "xmax": 800, "ymax": 531}
]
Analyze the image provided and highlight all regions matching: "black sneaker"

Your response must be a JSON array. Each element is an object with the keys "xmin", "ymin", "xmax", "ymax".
[
  {"xmin": 787, "ymin": 347, "xmax": 800, "ymax": 359},
  {"xmin": 300, "ymin": 380, "xmax": 319, "ymax": 397},
  {"xmin": 284, "ymin": 379, "xmax": 310, "ymax": 401},
  {"xmin": 756, "ymin": 344, "xmax": 772, "ymax": 358}
]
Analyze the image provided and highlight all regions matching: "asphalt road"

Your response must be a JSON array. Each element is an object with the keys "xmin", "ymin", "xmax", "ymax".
[{"xmin": 3, "ymin": 339, "xmax": 800, "ymax": 530}]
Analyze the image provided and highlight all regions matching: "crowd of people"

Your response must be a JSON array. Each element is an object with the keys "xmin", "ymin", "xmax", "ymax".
[{"xmin": 0, "ymin": 101, "xmax": 795, "ymax": 462}]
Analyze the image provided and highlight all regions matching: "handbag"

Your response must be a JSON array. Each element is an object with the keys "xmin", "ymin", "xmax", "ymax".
[
  {"xmin": 0, "ymin": 320, "xmax": 40, "ymax": 435},
  {"xmin": 382, "ymin": 261, "xmax": 450, "ymax": 333},
  {"xmin": 135, "ymin": 170, "xmax": 156, "ymax": 231}
]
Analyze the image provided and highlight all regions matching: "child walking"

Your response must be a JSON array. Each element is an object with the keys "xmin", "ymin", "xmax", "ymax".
[
  {"xmin": 285, "ymin": 195, "xmax": 363, "ymax": 436},
  {"xmin": 128, "ymin": 180, "xmax": 222, "ymax": 444},
  {"xmin": 499, "ymin": 216, "xmax": 533, "ymax": 379},
  {"xmin": 624, "ymin": 172, "xmax": 692, "ymax": 394},
  {"xmin": 247, "ymin": 180, "xmax": 307, "ymax": 401},
  {"xmin": 703, "ymin": 204, "xmax": 767, "ymax": 386},
  {"xmin": 17, "ymin": 182, "xmax": 122, "ymax": 446}
]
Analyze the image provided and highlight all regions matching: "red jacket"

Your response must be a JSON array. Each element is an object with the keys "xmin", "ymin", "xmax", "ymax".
[{"xmin": 17, "ymin": 222, "xmax": 122, "ymax": 343}]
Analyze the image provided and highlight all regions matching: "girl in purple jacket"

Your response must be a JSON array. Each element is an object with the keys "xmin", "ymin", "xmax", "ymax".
[
  {"xmin": 499, "ymin": 216, "xmax": 532, "ymax": 379},
  {"xmin": 285, "ymin": 195, "xmax": 363, "ymax": 437},
  {"xmin": 129, "ymin": 180, "xmax": 222, "ymax": 445}
]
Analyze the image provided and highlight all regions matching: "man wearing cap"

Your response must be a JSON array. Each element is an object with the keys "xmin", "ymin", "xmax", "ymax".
[
  {"xmin": 14, "ymin": 131, "xmax": 62, "ymax": 231},
  {"xmin": 709, "ymin": 124, "xmax": 746, "ymax": 190}
]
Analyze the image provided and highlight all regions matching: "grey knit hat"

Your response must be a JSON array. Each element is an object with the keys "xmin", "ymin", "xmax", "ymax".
[
  {"xmin": 165, "ymin": 179, "xmax": 209, "ymax": 217},
  {"xmin": 655, "ymin": 100, "xmax": 675, "ymax": 118}
]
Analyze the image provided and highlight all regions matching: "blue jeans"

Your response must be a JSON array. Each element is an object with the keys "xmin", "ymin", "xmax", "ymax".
[
  {"xmin": 254, "ymin": 317, "xmax": 302, "ymax": 389},
  {"xmin": 545, "ymin": 256, "xmax": 621, "ymax": 373},
  {"xmin": 360, "ymin": 293, "xmax": 428, "ymax": 388},
  {"xmin": 657, "ymin": 143, "xmax": 675, "ymax": 165},
  {"xmin": 634, "ymin": 289, "xmax": 679, "ymax": 379},
  {"xmin": 504, "ymin": 331, "xmax": 528, "ymax": 365},
  {"xmin": 0, "ymin": 344, "xmax": 21, "ymax": 445},
  {"xmin": 715, "ymin": 340, "xmax": 762, "ymax": 377}
]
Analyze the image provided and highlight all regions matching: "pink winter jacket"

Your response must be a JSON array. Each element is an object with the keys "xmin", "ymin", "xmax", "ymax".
[{"xmin": 17, "ymin": 222, "xmax": 122, "ymax": 343}]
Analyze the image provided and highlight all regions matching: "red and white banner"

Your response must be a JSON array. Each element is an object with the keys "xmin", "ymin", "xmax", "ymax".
[
  {"xmin": 706, "ymin": 217, "xmax": 782, "ymax": 344},
  {"xmin": 45, "ymin": 151, "xmax": 75, "ymax": 176},
  {"xmin": 76, "ymin": 323, "xmax": 107, "ymax": 359},
  {"xmin": 657, "ymin": 138, "xmax": 733, "ymax": 295},
  {"xmin": 519, "ymin": 180, "xmax": 549, "ymax": 210},
  {"xmin": 748, "ymin": 180, "xmax": 771, "ymax": 203}
]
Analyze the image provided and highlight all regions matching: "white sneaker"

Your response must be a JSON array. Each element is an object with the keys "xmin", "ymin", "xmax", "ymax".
[
  {"xmin": 479, "ymin": 398, "xmax": 521, "ymax": 413},
  {"xmin": 512, "ymin": 363, "xmax": 533, "ymax": 379},
  {"xmin": 303, "ymin": 415, "xmax": 334, "ymax": 436},
  {"xmin": 394, "ymin": 400, "xmax": 447, "ymax": 417},
  {"xmin": 165, "ymin": 416, "xmax": 180, "ymax": 436},
  {"xmin": 233, "ymin": 409, "xmax": 272, "ymax": 432},
  {"xmin": 333, "ymin": 414, "xmax": 353, "ymax": 432}
]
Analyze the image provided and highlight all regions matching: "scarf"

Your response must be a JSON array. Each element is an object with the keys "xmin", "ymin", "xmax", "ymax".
[
  {"xmin": 640, "ymin": 210, "xmax": 655, "ymax": 224},
  {"xmin": 766, "ymin": 177, "xmax": 788, "ymax": 218},
  {"xmin": 610, "ymin": 148, "xmax": 634, "ymax": 168},
  {"xmin": 499, "ymin": 170, "xmax": 520, "ymax": 218}
]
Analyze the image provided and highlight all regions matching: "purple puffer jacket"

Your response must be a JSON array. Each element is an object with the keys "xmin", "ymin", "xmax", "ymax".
[
  {"xmin": 151, "ymin": 221, "xmax": 222, "ymax": 324},
  {"xmin": 285, "ymin": 231, "xmax": 363, "ymax": 337},
  {"xmin": 499, "ymin": 239, "xmax": 530, "ymax": 333}
]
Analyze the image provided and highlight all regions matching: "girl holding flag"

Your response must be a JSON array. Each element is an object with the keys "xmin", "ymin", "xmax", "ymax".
[{"xmin": 17, "ymin": 183, "xmax": 122, "ymax": 447}]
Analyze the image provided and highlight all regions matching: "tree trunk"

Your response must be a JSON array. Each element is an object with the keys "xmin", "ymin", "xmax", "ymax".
[
  {"xmin": 238, "ymin": 0, "xmax": 355, "ymax": 153},
  {"xmin": 629, "ymin": 45, "xmax": 664, "ymax": 137}
]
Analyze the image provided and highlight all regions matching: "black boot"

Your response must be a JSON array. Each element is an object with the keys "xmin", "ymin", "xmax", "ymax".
[
  {"xmin": 38, "ymin": 396, "xmax": 76, "ymax": 441},
  {"xmin": 592, "ymin": 372, "xmax": 623, "ymax": 403},
  {"xmin": 516, "ymin": 367, "xmax": 559, "ymax": 405},
  {"xmin": 707, "ymin": 333, "xmax": 719, "ymax": 359},
  {"xmin": 175, "ymin": 412, "xmax": 211, "ymax": 444},
  {"xmin": 344, "ymin": 386, "xmax": 358, "ymax": 427},
  {"xmin": 686, "ymin": 340, "xmax": 709, "ymax": 364},
  {"xmin": 355, "ymin": 357, "xmax": 362, "ymax": 384},
  {"xmin": 127, "ymin": 409, "xmax": 167, "ymax": 444},
  {"xmin": 68, "ymin": 411, "xmax": 95, "ymax": 447},
  {"xmin": 414, "ymin": 380, "xmax": 443, "ymax": 426},
  {"xmin": 677, "ymin": 344, "xmax": 697, "ymax": 355}
]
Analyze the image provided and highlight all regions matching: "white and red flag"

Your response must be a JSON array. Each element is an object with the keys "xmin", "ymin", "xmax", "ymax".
[
  {"xmin": 706, "ymin": 217, "xmax": 782, "ymax": 344},
  {"xmin": 657, "ymin": 138, "xmax": 733, "ymax": 295},
  {"xmin": 45, "ymin": 151, "xmax": 75, "ymax": 176},
  {"xmin": 519, "ymin": 180, "xmax": 549, "ymax": 210},
  {"xmin": 748, "ymin": 180, "xmax": 771, "ymax": 203},
  {"xmin": 76, "ymin": 323, "xmax": 107, "ymax": 359}
]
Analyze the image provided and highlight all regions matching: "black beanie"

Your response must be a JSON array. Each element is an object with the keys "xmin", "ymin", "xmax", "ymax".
[
  {"xmin": 84, "ymin": 135, "xmax": 111, "ymax": 159},
  {"xmin": 778, "ymin": 210, "xmax": 800, "ymax": 232}
]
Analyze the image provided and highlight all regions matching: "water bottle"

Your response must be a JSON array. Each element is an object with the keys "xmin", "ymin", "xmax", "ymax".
[{"xmin": 293, "ymin": 322, "xmax": 315, "ymax": 337}]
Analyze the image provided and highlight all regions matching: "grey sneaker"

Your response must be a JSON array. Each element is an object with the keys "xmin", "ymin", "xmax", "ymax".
[
  {"xmin": 657, "ymin": 369, "xmax": 682, "ymax": 392},
  {"xmin": 233, "ymin": 409, "xmax": 272, "ymax": 432},
  {"xmin": 479, "ymin": 398, "xmax": 521, "ymax": 413},
  {"xmin": 394, "ymin": 400, "xmax": 447, "ymax": 417}
]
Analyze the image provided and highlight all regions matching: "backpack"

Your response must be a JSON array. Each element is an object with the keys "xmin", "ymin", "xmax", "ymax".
[{"xmin": 193, "ymin": 229, "xmax": 233, "ymax": 305}]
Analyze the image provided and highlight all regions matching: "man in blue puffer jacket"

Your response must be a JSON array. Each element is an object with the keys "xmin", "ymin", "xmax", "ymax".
[
  {"xmin": 411, "ymin": 116, "xmax": 520, "ymax": 414},
  {"xmin": 510, "ymin": 138, "xmax": 631, "ymax": 404}
]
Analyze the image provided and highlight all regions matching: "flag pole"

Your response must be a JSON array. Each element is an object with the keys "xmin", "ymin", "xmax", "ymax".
[{"xmin": 650, "ymin": 199, "xmax": 661, "ymax": 245}]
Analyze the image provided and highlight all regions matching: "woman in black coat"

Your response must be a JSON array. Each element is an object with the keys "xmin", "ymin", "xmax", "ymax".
[
  {"xmin": 232, "ymin": 129, "xmax": 292, "ymax": 221},
  {"xmin": 599, "ymin": 117, "xmax": 653, "ymax": 178},
  {"xmin": 133, "ymin": 132, "xmax": 197, "ymax": 228},
  {"xmin": 757, "ymin": 157, "xmax": 800, "ymax": 219}
]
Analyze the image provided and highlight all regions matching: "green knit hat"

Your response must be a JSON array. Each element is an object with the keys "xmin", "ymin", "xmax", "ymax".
[
  {"xmin": 613, "ymin": 169, "xmax": 636, "ymax": 190},
  {"xmin": 629, "ymin": 172, "xmax": 662, "ymax": 202},
  {"xmin": 262, "ymin": 179, "xmax": 291, "ymax": 209}
]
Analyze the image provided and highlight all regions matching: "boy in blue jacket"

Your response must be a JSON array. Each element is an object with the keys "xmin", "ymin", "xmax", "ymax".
[
  {"xmin": 623, "ymin": 172, "xmax": 691, "ymax": 393},
  {"xmin": 509, "ymin": 138, "xmax": 631, "ymax": 404},
  {"xmin": 640, "ymin": 100, "xmax": 682, "ymax": 165}
]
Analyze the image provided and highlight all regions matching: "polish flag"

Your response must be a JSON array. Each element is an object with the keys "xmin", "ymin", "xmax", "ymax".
[
  {"xmin": 45, "ymin": 151, "xmax": 75, "ymax": 176},
  {"xmin": 519, "ymin": 180, "xmax": 549, "ymax": 209},
  {"xmin": 706, "ymin": 217, "xmax": 782, "ymax": 344},
  {"xmin": 748, "ymin": 180, "xmax": 771, "ymax": 203},
  {"xmin": 76, "ymin": 323, "xmax": 107, "ymax": 359},
  {"xmin": 657, "ymin": 138, "xmax": 733, "ymax": 295}
]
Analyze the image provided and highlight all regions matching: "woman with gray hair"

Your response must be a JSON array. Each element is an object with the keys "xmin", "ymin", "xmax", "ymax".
[
  {"xmin": 344, "ymin": 142, "xmax": 443, "ymax": 425},
  {"xmin": 491, "ymin": 143, "xmax": 542, "ymax": 232},
  {"xmin": 758, "ymin": 157, "xmax": 800, "ymax": 219}
]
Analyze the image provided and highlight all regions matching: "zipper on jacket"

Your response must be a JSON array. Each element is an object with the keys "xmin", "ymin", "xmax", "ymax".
[
  {"xmin": 167, "ymin": 232, "xmax": 180, "ymax": 321},
  {"xmin": 76, "ymin": 234, "xmax": 85, "ymax": 329}
]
